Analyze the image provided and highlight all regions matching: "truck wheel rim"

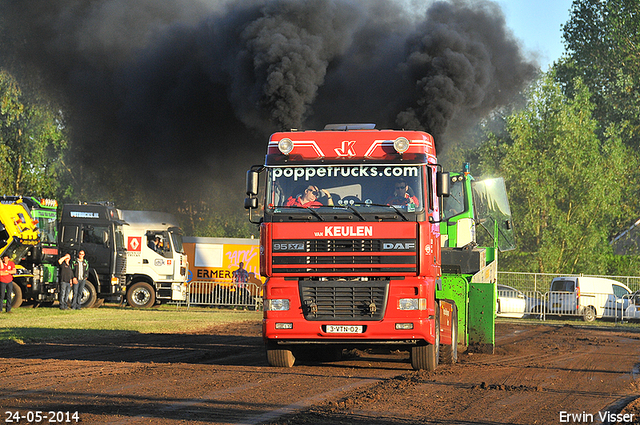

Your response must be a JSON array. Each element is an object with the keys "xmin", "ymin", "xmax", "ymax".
[{"xmin": 133, "ymin": 288, "xmax": 151, "ymax": 304}]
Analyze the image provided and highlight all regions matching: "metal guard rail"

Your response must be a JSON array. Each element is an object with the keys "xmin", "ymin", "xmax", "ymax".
[{"xmin": 184, "ymin": 280, "xmax": 263, "ymax": 310}]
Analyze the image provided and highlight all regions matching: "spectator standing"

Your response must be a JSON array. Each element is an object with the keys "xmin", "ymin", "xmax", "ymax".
[
  {"xmin": 232, "ymin": 262, "xmax": 249, "ymax": 284},
  {"xmin": 233, "ymin": 262, "xmax": 251, "ymax": 305},
  {"xmin": 0, "ymin": 255, "xmax": 16, "ymax": 313},
  {"xmin": 71, "ymin": 250, "xmax": 89, "ymax": 310},
  {"xmin": 58, "ymin": 253, "xmax": 73, "ymax": 310}
]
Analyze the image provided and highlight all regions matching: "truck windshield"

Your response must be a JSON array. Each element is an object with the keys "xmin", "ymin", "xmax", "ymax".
[
  {"xmin": 37, "ymin": 215, "xmax": 57, "ymax": 243},
  {"xmin": 29, "ymin": 209, "xmax": 57, "ymax": 244},
  {"xmin": 472, "ymin": 177, "xmax": 516, "ymax": 252},
  {"xmin": 114, "ymin": 226, "xmax": 125, "ymax": 250},
  {"xmin": 1, "ymin": 239, "xmax": 30, "ymax": 263},
  {"xmin": 443, "ymin": 175, "xmax": 467, "ymax": 220},
  {"xmin": 170, "ymin": 231, "xmax": 184, "ymax": 254},
  {"xmin": 266, "ymin": 165, "xmax": 424, "ymax": 211}
]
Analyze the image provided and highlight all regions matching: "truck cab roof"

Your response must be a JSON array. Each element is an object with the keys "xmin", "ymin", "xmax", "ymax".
[{"xmin": 120, "ymin": 210, "xmax": 180, "ymax": 231}]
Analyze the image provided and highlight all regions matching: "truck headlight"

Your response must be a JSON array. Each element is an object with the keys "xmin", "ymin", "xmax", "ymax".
[
  {"xmin": 265, "ymin": 299, "xmax": 290, "ymax": 311},
  {"xmin": 398, "ymin": 298, "xmax": 427, "ymax": 310},
  {"xmin": 278, "ymin": 138, "xmax": 294, "ymax": 155},
  {"xmin": 393, "ymin": 137, "xmax": 410, "ymax": 153}
]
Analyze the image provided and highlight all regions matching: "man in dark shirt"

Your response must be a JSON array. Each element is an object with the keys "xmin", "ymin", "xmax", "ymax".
[
  {"xmin": 71, "ymin": 250, "xmax": 89, "ymax": 310},
  {"xmin": 58, "ymin": 253, "xmax": 73, "ymax": 310}
]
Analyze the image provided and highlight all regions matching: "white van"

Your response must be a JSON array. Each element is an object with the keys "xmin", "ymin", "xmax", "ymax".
[{"xmin": 548, "ymin": 276, "xmax": 632, "ymax": 322}]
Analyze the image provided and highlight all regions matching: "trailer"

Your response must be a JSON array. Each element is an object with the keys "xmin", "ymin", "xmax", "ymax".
[{"xmin": 183, "ymin": 237, "xmax": 263, "ymax": 306}]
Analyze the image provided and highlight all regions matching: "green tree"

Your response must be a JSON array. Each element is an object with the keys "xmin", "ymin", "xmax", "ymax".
[
  {"xmin": 0, "ymin": 69, "xmax": 24, "ymax": 191},
  {"xmin": 556, "ymin": 0, "xmax": 640, "ymax": 273},
  {"xmin": 498, "ymin": 74, "xmax": 633, "ymax": 274},
  {"xmin": 0, "ymin": 70, "xmax": 68, "ymax": 196},
  {"xmin": 558, "ymin": 0, "xmax": 640, "ymax": 141}
]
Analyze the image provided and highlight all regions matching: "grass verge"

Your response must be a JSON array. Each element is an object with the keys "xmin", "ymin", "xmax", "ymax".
[{"xmin": 0, "ymin": 304, "xmax": 262, "ymax": 344}]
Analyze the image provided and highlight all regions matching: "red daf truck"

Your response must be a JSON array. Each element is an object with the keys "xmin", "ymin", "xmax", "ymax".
[{"xmin": 245, "ymin": 124, "xmax": 458, "ymax": 370}]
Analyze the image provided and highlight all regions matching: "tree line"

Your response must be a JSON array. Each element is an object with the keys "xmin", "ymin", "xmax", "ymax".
[
  {"xmin": 1, "ymin": 0, "xmax": 639, "ymax": 274},
  {"xmin": 455, "ymin": 0, "xmax": 640, "ymax": 275}
]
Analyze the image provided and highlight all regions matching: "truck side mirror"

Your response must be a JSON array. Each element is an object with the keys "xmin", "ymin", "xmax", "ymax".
[
  {"xmin": 245, "ymin": 166, "xmax": 264, "ymax": 223},
  {"xmin": 437, "ymin": 172, "xmax": 450, "ymax": 197},
  {"xmin": 245, "ymin": 169, "xmax": 260, "ymax": 211},
  {"xmin": 246, "ymin": 170, "xmax": 259, "ymax": 196},
  {"xmin": 244, "ymin": 197, "xmax": 258, "ymax": 209}
]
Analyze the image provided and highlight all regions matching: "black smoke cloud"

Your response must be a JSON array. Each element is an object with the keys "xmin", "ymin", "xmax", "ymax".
[{"xmin": 0, "ymin": 0, "xmax": 537, "ymax": 203}]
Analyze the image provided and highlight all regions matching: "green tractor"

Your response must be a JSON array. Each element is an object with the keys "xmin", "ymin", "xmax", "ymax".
[{"xmin": 437, "ymin": 164, "xmax": 516, "ymax": 354}]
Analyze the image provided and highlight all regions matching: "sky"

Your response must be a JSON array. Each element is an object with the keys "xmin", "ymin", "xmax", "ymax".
[{"xmin": 496, "ymin": 0, "xmax": 575, "ymax": 70}]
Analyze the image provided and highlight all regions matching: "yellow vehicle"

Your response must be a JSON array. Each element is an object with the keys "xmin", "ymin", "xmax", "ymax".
[{"xmin": 0, "ymin": 199, "xmax": 40, "ymax": 307}]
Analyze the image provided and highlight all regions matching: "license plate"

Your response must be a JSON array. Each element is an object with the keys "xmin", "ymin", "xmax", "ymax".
[{"xmin": 326, "ymin": 325, "xmax": 363, "ymax": 334}]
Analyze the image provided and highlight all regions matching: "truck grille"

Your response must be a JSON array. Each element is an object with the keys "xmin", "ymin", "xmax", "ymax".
[
  {"xmin": 272, "ymin": 239, "xmax": 417, "ymax": 275},
  {"xmin": 300, "ymin": 280, "xmax": 388, "ymax": 321},
  {"xmin": 116, "ymin": 254, "xmax": 127, "ymax": 286}
]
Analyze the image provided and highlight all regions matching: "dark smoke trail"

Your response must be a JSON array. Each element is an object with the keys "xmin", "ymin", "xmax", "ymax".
[
  {"xmin": 396, "ymin": 0, "xmax": 537, "ymax": 138},
  {"xmin": 0, "ymin": 0, "xmax": 537, "ymax": 206}
]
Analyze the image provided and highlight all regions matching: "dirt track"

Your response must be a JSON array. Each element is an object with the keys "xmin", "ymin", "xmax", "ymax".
[{"xmin": 1, "ymin": 321, "xmax": 640, "ymax": 425}]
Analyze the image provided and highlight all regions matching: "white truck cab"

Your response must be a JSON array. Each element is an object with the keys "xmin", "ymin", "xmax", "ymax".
[{"xmin": 120, "ymin": 210, "xmax": 188, "ymax": 307}]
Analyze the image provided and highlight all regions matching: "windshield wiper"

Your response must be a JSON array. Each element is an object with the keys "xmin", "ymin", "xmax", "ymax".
[
  {"xmin": 282, "ymin": 205, "xmax": 325, "ymax": 221},
  {"xmin": 348, "ymin": 202, "xmax": 409, "ymax": 221},
  {"xmin": 335, "ymin": 205, "xmax": 366, "ymax": 221}
]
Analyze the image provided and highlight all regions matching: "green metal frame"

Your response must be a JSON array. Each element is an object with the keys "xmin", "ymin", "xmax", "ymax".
[{"xmin": 437, "ymin": 165, "xmax": 514, "ymax": 354}]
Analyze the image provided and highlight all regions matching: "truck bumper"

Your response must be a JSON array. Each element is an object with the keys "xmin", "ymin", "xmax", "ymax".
[{"xmin": 263, "ymin": 316, "xmax": 436, "ymax": 347}]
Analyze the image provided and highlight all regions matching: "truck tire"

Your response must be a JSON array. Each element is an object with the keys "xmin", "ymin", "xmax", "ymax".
[
  {"xmin": 411, "ymin": 343, "xmax": 438, "ymax": 371},
  {"xmin": 440, "ymin": 306, "xmax": 458, "ymax": 364},
  {"xmin": 266, "ymin": 342, "xmax": 295, "ymax": 367},
  {"xmin": 411, "ymin": 306, "xmax": 440, "ymax": 371},
  {"xmin": 10, "ymin": 282, "xmax": 23, "ymax": 309},
  {"xmin": 127, "ymin": 282, "xmax": 156, "ymax": 308},
  {"xmin": 582, "ymin": 306, "xmax": 596, "ymax": 322},
  {"xmin": 81, "ymin": 281, "xmax": 98, "ymax": 309}
]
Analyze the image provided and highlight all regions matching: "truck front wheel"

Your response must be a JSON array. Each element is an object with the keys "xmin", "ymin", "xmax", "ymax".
[
  {"xmin": 411, "ymin": 343, "xmax": 438, "ymax": 371},
  {"xmin": 266, "ymin": 342, "xmax": 295, "ymax": 367},
  {"xmin": 81, "ymin": 281, "xmax": 98, "ymax": 308},
  {"xmin": 10, "ymin": 282, "xmax": 23, "ymax": 309},
  {"xmin": 127, "ymin": 282, "xmax": 156, "ymax": 308},
  {"xmin": 411, "ymin": 307, "xmax": 440, "ymax": 371}
]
